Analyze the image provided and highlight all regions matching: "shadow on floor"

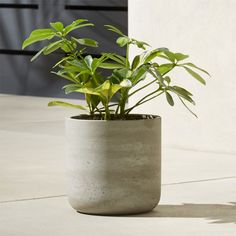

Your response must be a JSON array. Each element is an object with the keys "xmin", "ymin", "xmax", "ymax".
[{"xmin": 133, "ymin": 202, "xmax": 236, "ymax": 224}]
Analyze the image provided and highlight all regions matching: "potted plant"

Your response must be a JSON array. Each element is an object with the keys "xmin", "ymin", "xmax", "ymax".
[{"xmin": 22, "ymin": 19, "xmax": 209, "ymax": 215}]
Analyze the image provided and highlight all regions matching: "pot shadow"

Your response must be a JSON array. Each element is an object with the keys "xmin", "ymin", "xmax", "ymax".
[{"xmin": 129, "ymin": 202, "xmax": 236, "ymax": 224}]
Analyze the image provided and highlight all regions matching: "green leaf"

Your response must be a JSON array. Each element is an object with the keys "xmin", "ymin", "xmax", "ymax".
[
  {"xmin": 102, "ymin": 53, "xmax": 126, "ymax": 65},
  {"xmin": 120, "ymin": 79, "xmax": 132, "ymax": 88},
  {"xmin": 48, "ymin": 101, "xmax": 88, "ymax": 110},
  {"xmin": 90, "ymin": 55, "xmax": 109, "ymax": 72},
  {"xmin": 156, "ymin": 63, "xmax": 175, "ymax": 75},
  {"xmin": 169, "ymin": 86, "xmax": 195, "ymax": 105},
  {"xmin": 53, "ymin": 56, "xmax": 71, "ymax": 68},
  {"xmin": 75, "ymin": 70, "xmax": 91, "ymax": 78},
  {"xmin": 116, "ymin": 68, "xmax": 132, "ymax": 79},
  {"xmin": 97, "ymin": 80, "xmax": 111, "ymax": 91},
  {"xmin": 132, "ymin": 64, "xmax": 149, "ymax": 84},
  {"xmin": 51, "ymin": 71, "xmax": 78, "ymax": 83},
  {"xmin": 131, "ymin": 55, "xmax": 141, "ymax": 70},
  {"xmin": 144, "ymin": 49, "xmax": 162, "ymax": 63},
  {"xmin": 134, "ymin": 40, "xmax": 150, "ymax": 50},
  {"xmin": 43, "ymin": 40, "xmax": 64, "ymax": 55},
  {"xmin": 75, "ymin": 81, "xmax": 112, "ymax": 99},
  {"xmin": 84, "ymin": 55, "xmax": 93, "ymax": 69},
  {"xmin": 110, "ymin": 84, "xmax": 122, "ymax": 98},
  {"xmin": 63, "ymin": 19, "xmax": 88, "ymax": 33},
  {"xmin": 172, "ymin": 86, "xmax": 193, "ymax": 96},
  {"xmin": 157, "ymin": 47, "xmax": 169, "ymax": 52},
  {"xmin": 104, "ymin": 25, "xmax": 124, "ymax": 36},
  {"xmin": 91, "ymin": 58, "xmax": 101, "ymax": 72},
  {"xmin": 60, "ymin": 43, "xmax": 73, "ymax": 53},
  {"xmin": 22, "ymin": 29, "xmax": 55, "ymax": 49},
  {"xmin": 116, "ymin": 36, "xmax": 129, "ymax": 47},
  {"xmin": 164, "ymin": 76, "xmax": 171, "ymax": 84},
  {"xmin": 30, "ymin": 46, "xmax": 47, "ymax": 62},
  {"xmin": 111, "ymin": 54, "xmax": 126, "ymax": 65},
  {"xmin": 75, "ymin": 38, "xmax": 98, "ymax": 47},
  {"xmin": 64, "ymin": 22, "xmax": 93, "ymax": 35},
  {"xmin": 86, "ymin": 93, "xmax": 100, "ymax": 110},
  {"xmin": 99, "ymin": 63, "xmax": 124, "ymax": 69},
  {"xmin": 163, "ymin": 51, "xmax": 176, "ymax": 63},
  {"xmin": 165, "ymin": 91, "xmax": 174, "ymax": 106},
  {"xmin": 183, "ymin": 66, "xmax": 206, "ymax": 85},
  {"xmin": 180, "ymin": 63, "xmax": 210, "ymax": 76},
  {"xmin": 60, "ymin": 65, "xmax": 83, "ymax": 73},
  {"xmin": 175, "ymin": 53, "xmax": 189, "ymax": 61},
  {"xmin": 75, "ymin": 87, "xmax": 101, "ymax": 96},
  {"xmin": 63, "ymin": 84, "xmax": 82, "ymax": 94},
  {"xmin": 67, "ymin": 60, "xmax": 88, "ymax": 71},
  {"xmin": 148, "ymin": 67, "xmax": 164, "ymax": 85},
  {"xmin": 50, "ymin": 22, "xmax": 64, "ymax": 31}
]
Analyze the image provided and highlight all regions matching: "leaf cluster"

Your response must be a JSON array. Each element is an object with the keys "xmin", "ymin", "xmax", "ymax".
[{"xmin": 22, "ymin": 19, "xmax": 210, "ymax": 120}]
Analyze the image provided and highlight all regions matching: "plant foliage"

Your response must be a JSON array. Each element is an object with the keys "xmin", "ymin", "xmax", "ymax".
[{"xmin": 22, "ymin": 19, "xmax": 210, "ymax": 120}]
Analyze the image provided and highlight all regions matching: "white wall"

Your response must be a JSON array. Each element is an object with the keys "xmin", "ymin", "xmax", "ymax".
[{"xmin": 128, "ymin": 0, "xmax": 236, "ymax": 155}]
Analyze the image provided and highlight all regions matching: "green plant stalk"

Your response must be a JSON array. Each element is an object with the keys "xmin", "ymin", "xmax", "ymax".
[
  {"xmin": 126, "ymin": 43, "xmax": 130, "ymax": 68},
  {"xmin": 125, "ymin": 91, "xmax": 164, "ymax": 114},
  {"xmin": 104, "ymin": 102, "xmax": 111, "ymax": 120},
  {"xmin": 128, "ymin": 78, "xmax": 158, "ymax": 98},
  {"xmin": 119, "ymin": 89, "xmax": 129, "ymax": 118},
  {"xmin": 95, "ymin": 103, "xmax": 118, "ymax": 113},
  {"xmin": 115, "ymin": 42, "xmax": 131, "ymax": 118},
  {"xmin": 125, "ymin": 89, "xmax": 163, "ymax": 114}
]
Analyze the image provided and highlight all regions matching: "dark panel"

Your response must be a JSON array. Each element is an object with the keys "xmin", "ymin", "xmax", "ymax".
[
  {"xmin": 64, "ymin": 5, "xmax": 127, "ymax": 11},
  {"xmin": 0, "ymin": 7, "xmax": 39, "ymax": 50},
  {"xmin": 0, "ymin": 53, "xmax": 82, "ymax": 98},
  {"xmin": 0, "ymin": 3, "xmax": 38, "ymax": 8},
  {"xmin": 0, "ymin": 0, "xmax": 128, "ymax": 98}
]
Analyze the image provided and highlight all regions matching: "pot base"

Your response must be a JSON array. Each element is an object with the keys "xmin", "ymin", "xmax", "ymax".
[{"xmin": 76, "ymin": 205, "xmax": 158, "ymax": 216}]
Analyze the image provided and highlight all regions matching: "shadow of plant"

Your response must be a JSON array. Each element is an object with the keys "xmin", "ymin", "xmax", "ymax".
[{"xmin": 135, "ymin": 202, "xmax": 236, "ymax": 224}]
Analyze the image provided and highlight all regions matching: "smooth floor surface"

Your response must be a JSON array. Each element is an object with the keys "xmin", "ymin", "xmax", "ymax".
[{"xmin": 0, "ymin": 94, "xmax": 235, "ymax": 235}]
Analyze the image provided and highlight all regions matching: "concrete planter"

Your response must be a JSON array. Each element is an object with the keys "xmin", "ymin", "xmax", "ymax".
[{"xmin": 65, "ymin": 115, "xmax": 161, "ymax": 215}]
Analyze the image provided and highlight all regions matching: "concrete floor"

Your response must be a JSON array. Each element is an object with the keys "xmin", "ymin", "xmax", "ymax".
[{"xmin": 0, "ymin": 94, "xmax": 235, "ymax": 235}]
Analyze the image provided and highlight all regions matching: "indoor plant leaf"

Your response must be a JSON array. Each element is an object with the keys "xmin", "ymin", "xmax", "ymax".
[
  {"xmin": 48, "ymin": 101, "xmax": 88, "ymax": 110},
  {"xmin": 43, "ymin": 40, "xmax": 64, "ymax": 55},
  {"xmin": 50, "ymin": 22, "xmax": 64, "ymax": 31},
  {"xmin": 104, "ymin": 24, "xmax": 124, "ymax": 36},
  {"xmin": 174, "ymin": 53, "xmax": 189, "ymax": 61},
  {"xmin": 131, "ymin": 55, "xmax": 141, "ymax": 70},
  {"xmin": 180, "ymin": 62, "xmax": 210, "ymax": 76},
  {"xmin": 22, "ymin": 29, "xmax": 55, "ymax": 49},
  {"xmin": 165, "ymin": 91, "xmax": 174, "ymax": 106},
  {"xmin": 116, "ymin": 36, "xmax": 129, "ymax": 47},
  {"xmin": 183, "ymin": 66, "xmax": 206, "ymax": 85},
  {"xmin": 74, "ymin": 38, "xmax": 98, "ymax": 47}
]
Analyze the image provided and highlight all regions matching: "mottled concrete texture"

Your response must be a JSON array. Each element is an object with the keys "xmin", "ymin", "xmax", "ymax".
[
  {"xmin": 66, "ymin": 116, "xmax": 161, "ymax": 215},
  {"xmin": 0, "ymin": 95, "xmax": 236, "ymax": 236}
]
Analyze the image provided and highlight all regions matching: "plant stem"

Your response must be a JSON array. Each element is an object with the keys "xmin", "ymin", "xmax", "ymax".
[
  {"xmin": 94, "ymin": 103, "xmax": 119, "ymax": 112},
  {"xmin": 136, "ymin": 91, "xmax": 164, "ymax": 106},
  {"xmin": 128, "ymin": 78, "xmax": 158, "ymax": 98},
  {"xmin": 104, "ymin": 103, "xmax": 111, "ymax": 120},
  {"xmin": 125, "ymin": 90, "xmax": 163, "ymax": 114},
  {"xmin": 118, "ymin": 89, "xmax": 129, "ymax": 118},
  {"xmin": 126, "ymin": 43, "xmax": 130, "ymax": 68}
]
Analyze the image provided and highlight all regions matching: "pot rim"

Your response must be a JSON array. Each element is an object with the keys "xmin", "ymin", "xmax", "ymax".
[{"xmin": 66, "ymin": 114, "xmax": 161, "ymax": 122}]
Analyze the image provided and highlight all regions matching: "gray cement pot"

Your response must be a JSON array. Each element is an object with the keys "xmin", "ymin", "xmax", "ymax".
[{"xmin": 65, "ymin": 114, "xmax": 161, "ymax": 215}]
